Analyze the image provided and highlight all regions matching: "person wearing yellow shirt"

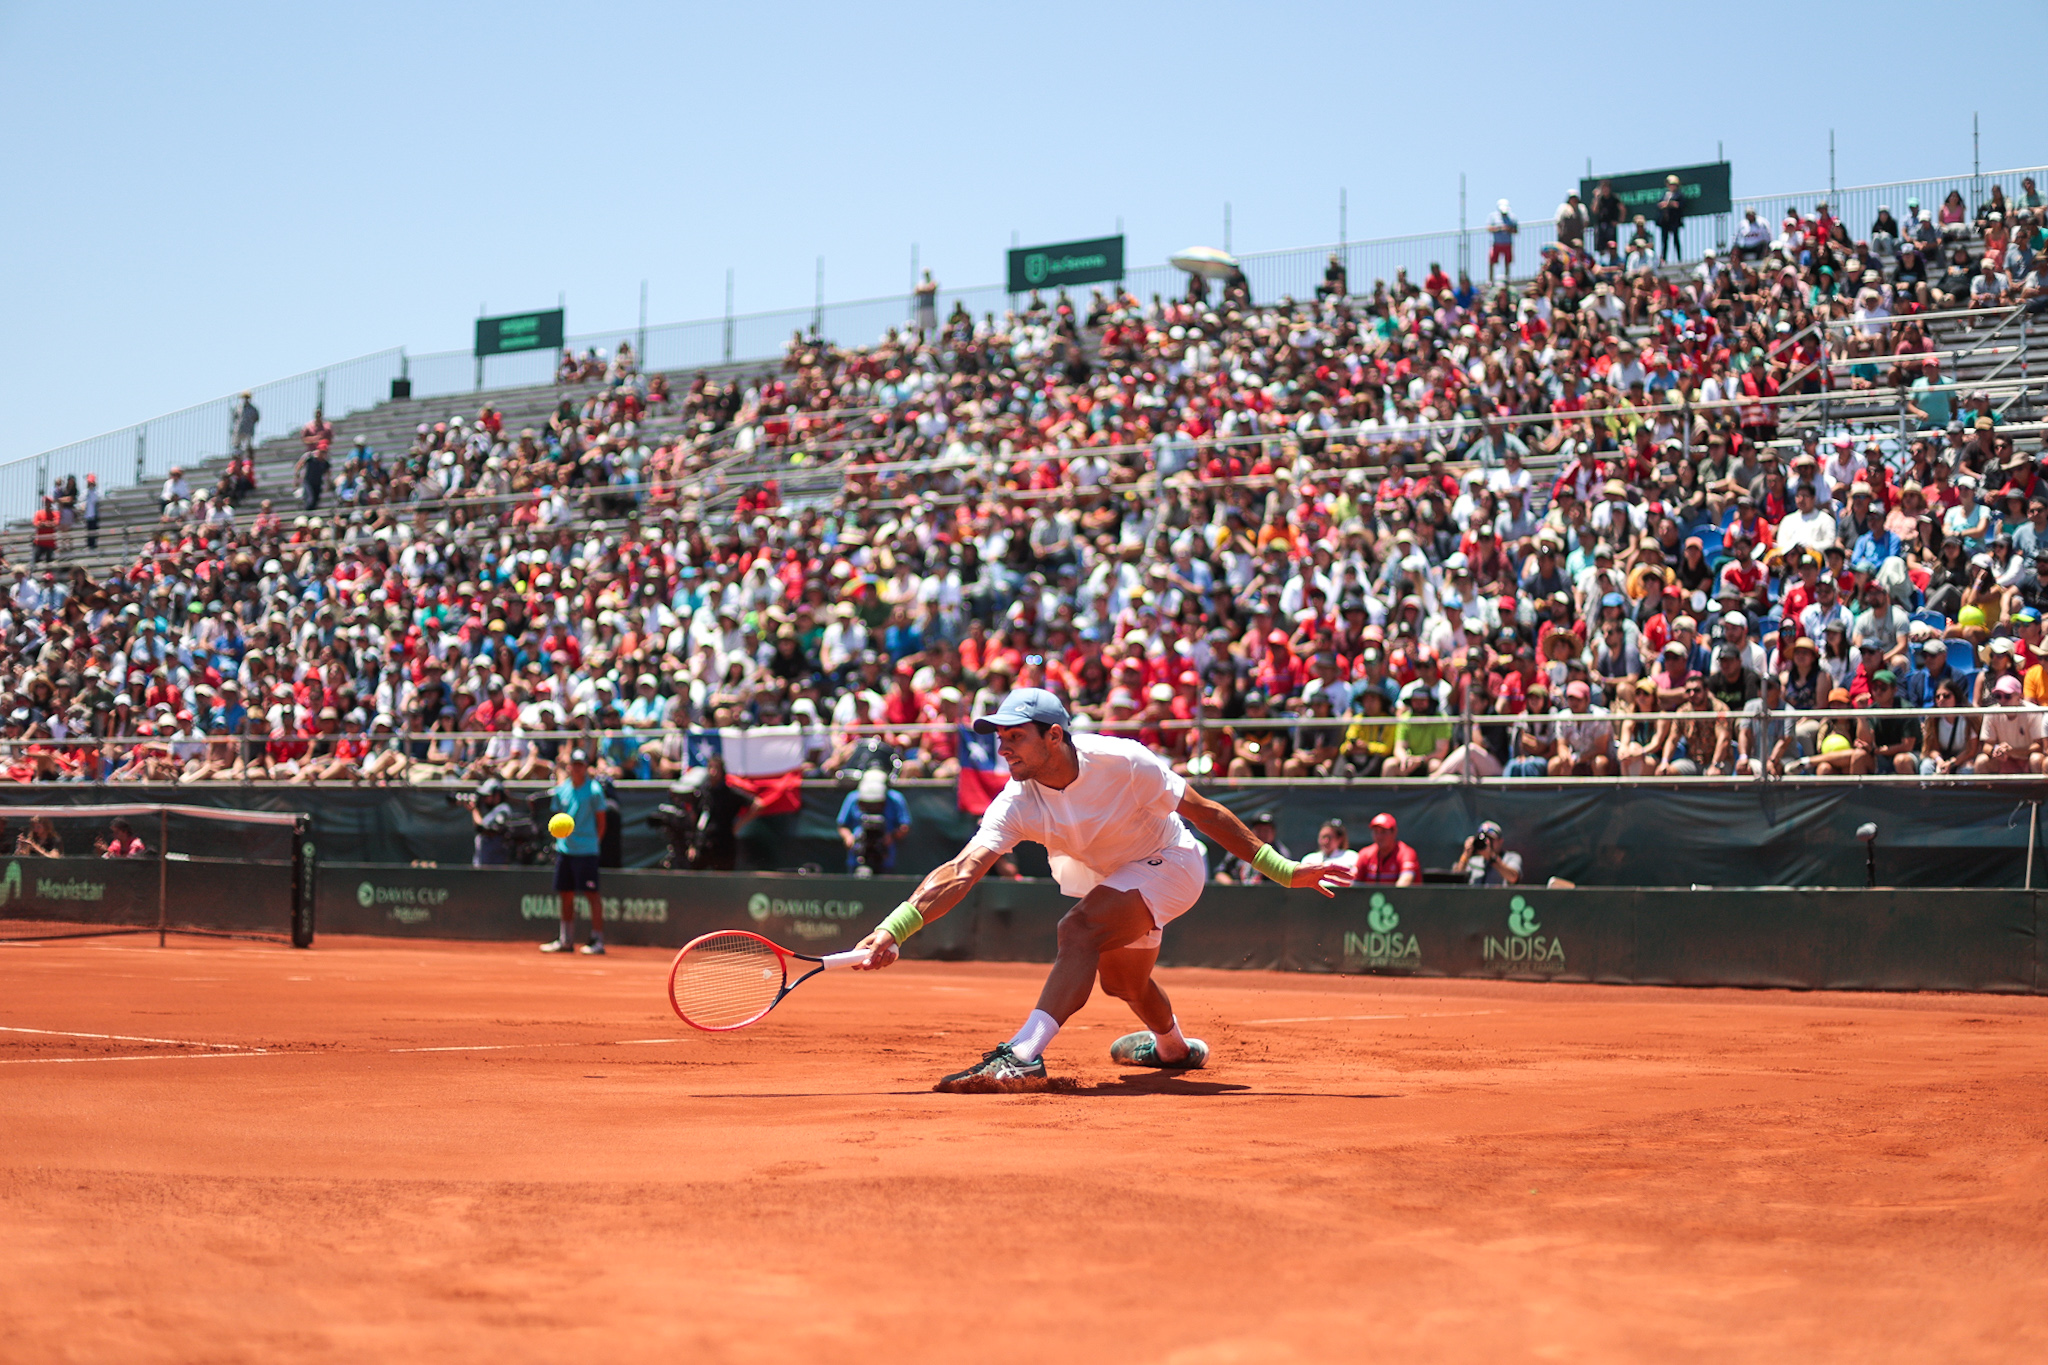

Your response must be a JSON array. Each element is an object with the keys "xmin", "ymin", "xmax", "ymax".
[{"xmin": 1341, "ymin": 687, "xmax": 1397, "ymax": 777}]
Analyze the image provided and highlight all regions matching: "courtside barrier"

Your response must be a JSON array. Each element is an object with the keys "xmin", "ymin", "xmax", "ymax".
[
  {"xmin": 315, "ymin": 866, "xmax": 2044, "ymax": 994},
  {"xmin": 5, "ymin": 782, "xmax": 2045, "ymax": 889}
]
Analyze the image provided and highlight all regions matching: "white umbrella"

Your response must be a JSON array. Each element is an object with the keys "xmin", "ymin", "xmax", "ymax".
[{"xmin": 1169, "ymin": 246, "xmax": 1240, "ymax": 279}]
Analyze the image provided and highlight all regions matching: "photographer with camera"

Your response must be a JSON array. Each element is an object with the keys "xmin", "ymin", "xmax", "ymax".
[
  {"xmin": 467, "ymin": 777, "xmax": 519, "ymax": 866},
  {"xmin": 650, "ymin": 754, "xmax": 757, "ymax": 871},
  {"xmin": 1453, "ymin": 819, "xmax": 1523, "ymax": 886},
  {"xmin": 836, "ymin": 767, "xmax": 910, "ymax": 876}
]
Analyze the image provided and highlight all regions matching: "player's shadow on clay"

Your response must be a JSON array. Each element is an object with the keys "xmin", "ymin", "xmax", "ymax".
[{"xmin": 1062, "ymin": 1076, "xmax": 1397, "ymax": 1099}]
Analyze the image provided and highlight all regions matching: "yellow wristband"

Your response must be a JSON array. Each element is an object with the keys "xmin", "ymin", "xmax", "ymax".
[
  {"xmin": 879, "ymin": 903, "xmax": 924, "ymax": 943},
  {"xmin": 1252, "ymin": 844, "xmax": 1297, "ymax": 886}
]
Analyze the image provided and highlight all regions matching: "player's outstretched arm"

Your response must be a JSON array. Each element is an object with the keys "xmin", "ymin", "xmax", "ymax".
[
  {"xmin": 852, "ymin": 843, "xmax": 1002, "ymax": 969},
  {"xmin": 1176, "ymin": 789, "xmax": 1352, "ymax": 897}
]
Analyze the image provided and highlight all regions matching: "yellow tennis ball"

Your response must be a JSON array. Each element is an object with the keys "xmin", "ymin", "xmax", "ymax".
[
  {"xmin": 549, "ymin": 813, "xmax": 575, "ymax": 839},
  {"xmin": 1820, "ymin": 733, "xmax": 1852, "ymax": 754},
  {"xmin": 1958, "ymin": 605, "xmax": 1987, "ymax": 628}
]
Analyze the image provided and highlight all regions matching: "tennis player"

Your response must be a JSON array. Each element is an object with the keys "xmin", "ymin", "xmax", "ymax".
[{"xmin": 852, "ymin": 688, "xmax": 1352, "ymax": 1091}]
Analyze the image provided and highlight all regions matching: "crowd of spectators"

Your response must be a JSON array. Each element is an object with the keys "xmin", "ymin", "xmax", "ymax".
[{"xmin": 9, "ymin": 179, "xmax": 2048, "ymax": 787}]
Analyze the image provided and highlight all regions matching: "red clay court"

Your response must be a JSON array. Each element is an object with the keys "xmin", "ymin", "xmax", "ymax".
[{"xmin": 5, "ymin": 933, "xmax": 2045, "ymax": 1363}]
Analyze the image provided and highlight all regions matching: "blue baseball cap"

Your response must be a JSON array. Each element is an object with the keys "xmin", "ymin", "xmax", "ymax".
[{"xmin": 971, "ymin": 686, "xmax": 1070, "ymax": 735}]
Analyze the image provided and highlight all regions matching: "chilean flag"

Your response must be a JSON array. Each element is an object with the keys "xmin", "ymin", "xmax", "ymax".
[
  {"xmin": 956, "ymin": 725, "xmax": 1010, "ymax": 815},
  {"xmin": 687, "ymin": 726, "xmax": 806, "ymax": 815}
]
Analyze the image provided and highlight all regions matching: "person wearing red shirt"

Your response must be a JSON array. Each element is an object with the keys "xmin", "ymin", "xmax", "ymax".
[
  {"xmin": 1353, "ymin": 813, "xmax": 1420, "ymax": 885},
  {"xmin": 31, "ymin": 496, "xmax": 62, "ymax": 563}
]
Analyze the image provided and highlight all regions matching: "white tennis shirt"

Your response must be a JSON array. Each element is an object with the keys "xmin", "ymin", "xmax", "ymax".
[{"xmin": 966, "ymin": 733, "xmax": 1200, "ymax": 897}]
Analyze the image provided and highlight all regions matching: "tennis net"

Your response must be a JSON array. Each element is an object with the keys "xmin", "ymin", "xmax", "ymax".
[{"xmin": 0, "ymin": 804, "xmax": 313, "ymax": 946}]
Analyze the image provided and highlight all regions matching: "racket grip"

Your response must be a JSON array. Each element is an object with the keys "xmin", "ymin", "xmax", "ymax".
[{"xmin": 821, "ymin": 948, "xmax": 872, "ymax": 968}]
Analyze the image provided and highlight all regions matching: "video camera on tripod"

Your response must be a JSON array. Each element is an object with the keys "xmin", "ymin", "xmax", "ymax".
[
  {"xmin": 848, "ymin": 768, "xmax": 899, "ymax": 877},
  {"xmin": 451, "ymin": 778, "xmax": 548, "ymax": 865},
  {"xmin": 646, "ymin": 768, "xmax": 709, "ymax": 870}
]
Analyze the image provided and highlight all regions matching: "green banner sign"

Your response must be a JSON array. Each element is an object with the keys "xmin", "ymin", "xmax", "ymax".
[
  {"xmin": 1006, "ymin": 235, "xmax": 1124, "ymax": 294},
  {"xmin": 1579, "ymin": 161, "xmax": 1732, "ymax": 219},
  {"xmin": 474, "ymin": 308, "xmax": 565, "ymax": 358}
]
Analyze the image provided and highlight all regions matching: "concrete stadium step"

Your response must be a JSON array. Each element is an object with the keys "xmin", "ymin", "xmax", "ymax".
[{"xmin": 44, "ymin": 355, "xmax": 780, "ymax": 544}]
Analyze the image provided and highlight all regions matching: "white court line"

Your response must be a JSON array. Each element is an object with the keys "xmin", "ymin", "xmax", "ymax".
[
  {"xmin": 0, "ymin": 1051, "xmax": 278, "ymax": 1067},
  {"xmin": 1241, "ymin": 1009, "xmax": 1506, "ymax": 1026},
  {"xmin": 2, "ymin": 1032, "xmax": 687, "ymax": 1061},
  {"xmin": 0, "ymin": 1025, "xmax": 259, "ymax": 1050}
]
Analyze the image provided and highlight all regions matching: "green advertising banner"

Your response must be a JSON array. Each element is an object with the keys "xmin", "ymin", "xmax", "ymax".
[
  {"xmin": 474, "ymin": 308, "xmax": 565, "ymax": 358},
  {"xmin": 315, "ymin": 864, "xmax": 2043, "ymax": 995},
  {"xmin": 1579, "ymin": 161, "xmax": 1732, "ymax": 219},
  {"xmin": 1006, "ymin": 235, "xmax": 1124, "ymax": 294}
]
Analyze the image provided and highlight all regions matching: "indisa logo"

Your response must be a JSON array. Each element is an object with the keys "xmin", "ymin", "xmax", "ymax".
[
  {"xmin": 1486, "ymin": 895, "xmax": 1565, "ymax": 968},
  {"xmin": 1344, "ymin": 891, "xmax": 1419, "ymax": 971}
]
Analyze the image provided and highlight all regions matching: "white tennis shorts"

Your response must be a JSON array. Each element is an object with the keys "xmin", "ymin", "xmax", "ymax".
[{"xmin": 1097, "ymin": 840, "xmax": 1207, "ymax": 950}]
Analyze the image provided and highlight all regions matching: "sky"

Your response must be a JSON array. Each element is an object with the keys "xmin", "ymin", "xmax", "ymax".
[{"xmin": 3, "ymin": 0, "xmax": 2044, "ymax": 467}]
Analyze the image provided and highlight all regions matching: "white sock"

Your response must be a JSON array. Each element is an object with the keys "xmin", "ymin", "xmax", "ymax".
[
  {"xmin": 557, "ymin": 920, "xmax": 574, "ymax": 946},
  {"xmin": 1006, "ymin": 1009, "xmax": 1060, "ymax": 1064},
  {"xmin": 1152, "ymin": 1018, "xmax": 1190, "ymax": 1062}
]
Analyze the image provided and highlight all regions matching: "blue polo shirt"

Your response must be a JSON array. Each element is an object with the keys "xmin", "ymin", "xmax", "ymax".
[{"xmin": 552, "ymin": 777, "xmax": 605, "ymax": 856}]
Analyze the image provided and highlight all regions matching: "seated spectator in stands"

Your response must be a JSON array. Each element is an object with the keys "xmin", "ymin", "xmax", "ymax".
[
  {"xmin": 1285, "ymin": 686, "xmax": 1346, "ymax": 777},
  {"xmin": 1901, "ymin": 637, "xmax": 1955, "ymax": 709},
  {"xmin": 1298, "ymin": 819, "xmax": 1359, "ymax": 876},
  {"xmin": 1453, "ymin": 819, "xmax": 1522, "ymax": 885},
  {"xmin": 1550, "ymin": 680, "xmax": 1613, "ymax": 776},
  {"xmin": 1353, "ymin": 812, "xmax": 1419, "ymax": 886},
  {"xmin": 1735, "ymin": 673, "xmax": 1793, "ymax": 777},
  {"xmin": 1339, "ymin": 687, "xmax": 1396, "ymax": 777},
  {"xmin": 96, "ymin": 817, "xmax": 147, "ymax": 859},
  {"xmin": 1978, "ymin": 674, "xmax": 2047, "ymax": 773},
  {"xmin": 15, "ymin": 815, "xmax": 61, "ymax": 857},
  {"xmin": 1382, "ymin": 682, "xmax": 1451, "ymax": 777},
  {"xmin": 1920, "ymin": 678, "xmax": 1979, "ymax": 775},
  {"xmin": 1215, "ymin": 812, "xmax": 1289, "ymax": 884},
  {"xmin": 1504, "ymin": 684, "xmax": 1555, "ymax": 778},
  {"xmin": 1854, "ymin": 671, "xmax": 1920, "ymax": 775},
  {"xmin": 1614, "ymin": 678, "xmax": 1662, "ymax": 777},
  {"xmin": 1658, "ymin": 673, "xmax": 1732, "ymax": 776},
  {"xmin": 1806, "ymin": 690, "xmax": 1861, "ymax": 775},
  {"xmin": 1972, "ymin": 255, "xmax": 2013, "ymax": 309}
]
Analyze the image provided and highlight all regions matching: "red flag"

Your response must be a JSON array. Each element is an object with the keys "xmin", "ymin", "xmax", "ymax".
[
  {"xmin": 955, "ymin": 725, "xmax": 1010, "ymax": 815},
  {"xmin": 726, "ymin": 770, "xmax": 803, "ymax": 816}
]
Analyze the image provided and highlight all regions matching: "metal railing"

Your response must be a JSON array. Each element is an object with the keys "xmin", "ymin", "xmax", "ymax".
[
  {"xmin": 16, "ymin": 163, "xmax": 2048, "ymax": 532},
  {"xmin": 7, "ymin": 349, "xmax": 405, "ymax": 527},
  {"xmin": 0, "ymin": 702, "xmax": 2033, "ymax": 787}
]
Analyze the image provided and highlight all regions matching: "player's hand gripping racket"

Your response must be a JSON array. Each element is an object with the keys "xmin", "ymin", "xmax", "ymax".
[{"xmin": 667, "ymin": 931, "xmax": 870, "ymax": 1031}]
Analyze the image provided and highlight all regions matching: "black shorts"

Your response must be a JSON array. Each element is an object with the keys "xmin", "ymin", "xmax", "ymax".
[{"xmin": 553, "ymin": 854, "xmax": 600, "ymax": 893}]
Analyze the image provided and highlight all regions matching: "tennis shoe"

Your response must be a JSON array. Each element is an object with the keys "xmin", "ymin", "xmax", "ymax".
[
  {"xmin": 933, "ymin": 1043, "xmax": 1049, "ymax": 1093},
  {"xmin": 579, "ymin": 939, "xmax": 606, "ymax": 955},
  {"xmin": 1109, "ymin": 1031, "xmax": 1209, "ymax": 1070},
  {"xmin": 539, "ymin": 938, "xmax": 574, "ymax": 953}
]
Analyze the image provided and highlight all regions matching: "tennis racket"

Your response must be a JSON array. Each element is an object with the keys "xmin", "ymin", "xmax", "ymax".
[{"xmin": 667, "ymin": 930, "xmax": 871, "ymax": 1032}]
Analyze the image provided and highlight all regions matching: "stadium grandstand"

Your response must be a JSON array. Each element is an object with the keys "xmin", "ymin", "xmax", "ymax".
[{"xmin": 4, "ymin": 163, "xmax": 2048, "ymax": 814}]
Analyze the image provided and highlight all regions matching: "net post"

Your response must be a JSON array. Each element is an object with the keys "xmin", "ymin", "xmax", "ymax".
[
  {"xmin": 157, "ymin": 806, "xmax": 168, "ymax": 948},
  {"xmin": 290, "ymin": 816, "xmax": 315, "ymax": 949}
]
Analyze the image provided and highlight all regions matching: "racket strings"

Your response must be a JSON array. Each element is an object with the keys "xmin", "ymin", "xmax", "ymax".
[{"xmin": 672, "ymin": 933, "xmax": 787, "ymax": 1029}]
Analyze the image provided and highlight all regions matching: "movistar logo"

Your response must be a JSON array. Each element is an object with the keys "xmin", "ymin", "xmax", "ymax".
[
  {"xmin": 1367, "ymin": 893, "xmax": 1399, "ymax": 933},
  {"xmin": 1507, "ymin": 896, "xmax": 1539, "ymax": 936},
  {"xmin": 1024, "ymin": 252, "xmax": 1049, "ymax": 284}
]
